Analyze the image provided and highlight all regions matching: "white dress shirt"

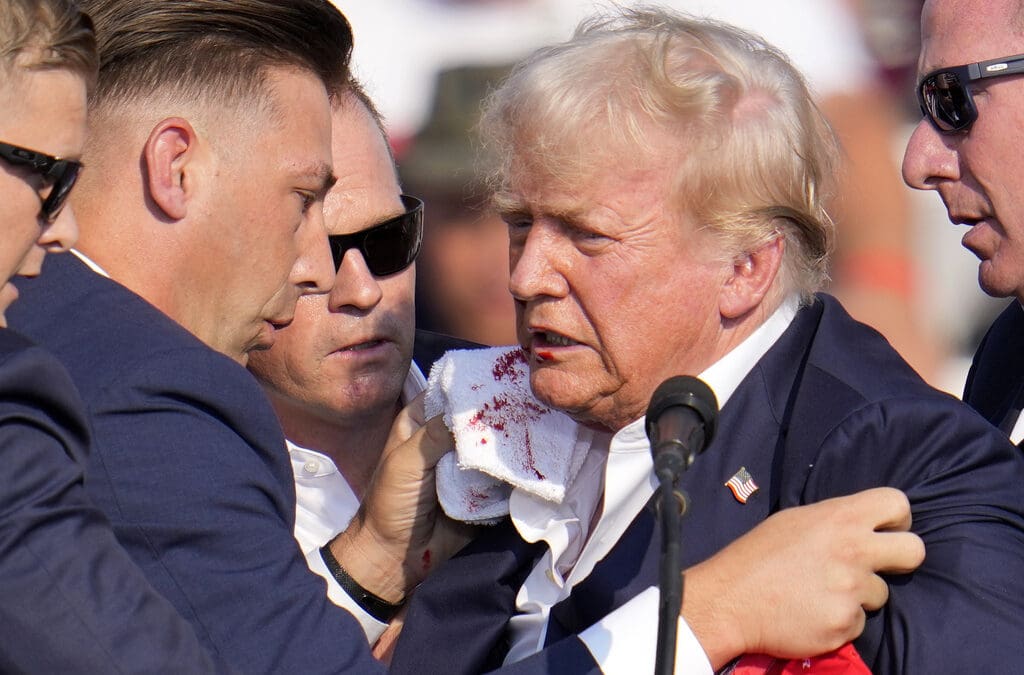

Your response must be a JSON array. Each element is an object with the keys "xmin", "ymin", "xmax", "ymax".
[
  {"xmin": 289, "ymin": 298, "xmax": 796, "ymax": 668},
  {"xmin": 504, "ymin": 295, "xmax": 800, "ymax": 674},
  {"xmin": 292, "ymin": 363, "xmax": 428, "ymax": 642}
]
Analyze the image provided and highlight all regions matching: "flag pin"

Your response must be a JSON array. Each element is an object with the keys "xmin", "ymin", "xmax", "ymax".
[{"xmin": 725, "ymin": 466, "xmax": 759, "ymax": 504}]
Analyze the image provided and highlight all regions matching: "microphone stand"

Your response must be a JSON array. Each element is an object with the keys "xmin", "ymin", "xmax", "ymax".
[
  {"xmin": 654, "ymin": 456, "xmax": 688, "ymax": 675},
  {"xmin": 645, "ymin": 376, "xmax": 718, "ymax": 675}
]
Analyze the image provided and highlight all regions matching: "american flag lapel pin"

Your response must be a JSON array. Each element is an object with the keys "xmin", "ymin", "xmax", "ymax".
[{"xmin": 725, "ymin": 466, "xmax": 759, "ymax": 504}]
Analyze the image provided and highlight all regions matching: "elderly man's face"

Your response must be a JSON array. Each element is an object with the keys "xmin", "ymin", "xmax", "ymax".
[
  {"xmin": 903, "ymin": 0, "xmax": 1024, "ymax": 302},
  {"xmin": 504, "ymin": 148, "xmax": 731, "ymax": 431},
  {"xmin": 248, "ymin": 98, "xmax": 415, "ymax": 423},
  {"xmin": 0, "ymin": 67, "xmax": 83, "ymax": 327}
]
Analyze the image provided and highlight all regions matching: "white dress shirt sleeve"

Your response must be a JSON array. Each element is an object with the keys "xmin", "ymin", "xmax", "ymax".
[
  {"xmin": 578, "ymin": 586, "xmax": 713, "ymax": 675},
  {"xmin": 305, "ymin": 548, "xmax": 388, "ymax": 643}
]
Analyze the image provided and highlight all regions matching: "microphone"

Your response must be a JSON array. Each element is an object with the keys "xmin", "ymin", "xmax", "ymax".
[
  {"xmin": 645, "ymin": 375, "xmax": 719, "ymax": 483},
  {"xmin": 645, "ymin": 375, "xmax": 718, "ymax": 675}
]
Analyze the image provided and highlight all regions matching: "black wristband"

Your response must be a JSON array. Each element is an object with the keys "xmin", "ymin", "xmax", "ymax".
[{"xmin": 319, "ymin": 543, "xmax": 404, "ymax": 623}]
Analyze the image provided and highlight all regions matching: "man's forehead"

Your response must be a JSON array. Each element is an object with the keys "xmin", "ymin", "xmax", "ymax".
[{"xmin": 919, "ymin": 0, "xmax": 1023, "ymax": 73}]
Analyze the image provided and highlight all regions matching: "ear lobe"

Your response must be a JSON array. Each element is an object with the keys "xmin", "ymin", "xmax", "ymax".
[
  {"xmin": 720, "ymin": 235, "xmax": 785, "ymax": 319},
  {"xmin": 143, "ymin": 117, "xmax": 197, "ymax": 221}
]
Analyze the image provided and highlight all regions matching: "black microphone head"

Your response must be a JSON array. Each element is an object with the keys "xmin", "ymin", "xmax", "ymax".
[{"xmin": 645, "ymin": 375, "xmax": 719, "ymax": 447}]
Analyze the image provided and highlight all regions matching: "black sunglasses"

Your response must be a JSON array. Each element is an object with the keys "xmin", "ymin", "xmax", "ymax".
[
  {"xmin": 0, "ymin": 140, "xmax": 83, "ymax": 223},
  {"xmin": 918, "ymin": 52, "xmax": 1024, "ymax": 133},
  {"xmin": 329, "ymin": 195, "xmax": 423, "ymax": 276}
]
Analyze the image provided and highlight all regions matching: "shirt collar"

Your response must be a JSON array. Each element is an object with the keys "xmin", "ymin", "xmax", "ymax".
[
  {"xmin": 607, "ymin": 294, "xmax": 800, "ymax": 451},
  {"xmin": 697, "ymin": 293, "xmax": 800, "ymax": 411},
  {"xmin": 70, "ymin": 248, "xmax": 111, "ymax": 277}
]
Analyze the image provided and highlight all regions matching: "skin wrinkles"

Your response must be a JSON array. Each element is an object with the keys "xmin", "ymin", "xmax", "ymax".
[{"xmin": 506, "ymin": 148, "xmax": 733, "ymax": 432}]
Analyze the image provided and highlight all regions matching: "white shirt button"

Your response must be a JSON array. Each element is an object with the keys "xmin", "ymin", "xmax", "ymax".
[{"xmin": 303, "ymin": 460, "xmax": 319, "ymax": 474}]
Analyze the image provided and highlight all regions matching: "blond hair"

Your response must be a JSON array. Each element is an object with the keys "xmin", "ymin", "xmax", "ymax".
[
  {"xmin": 482, "ymin": 5, "xmax": 839, "ymax": 297},
  {"xmin": 0, "ymin": 0, "xmax": 97, "ymax": 87}
]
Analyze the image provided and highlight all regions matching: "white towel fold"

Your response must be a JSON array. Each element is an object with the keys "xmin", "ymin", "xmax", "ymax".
[{"xmin": 426, "ymin": 346, "xmax": 586, "ymax": 524}]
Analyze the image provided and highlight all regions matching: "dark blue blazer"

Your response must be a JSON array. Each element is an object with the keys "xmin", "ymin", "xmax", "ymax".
[
  {"xmin": 10, "ymin": 254, "xmax": 384, "ymax": 674},
  {"xmin": 0, "ymin": 328, "xmax": 229, "ymax": 673},
  {"xmin": 964, "ymin": 301, "xmax": 1024, "ymax": 434},
  {"xmin": 391, "ymin": 294, "xmax": 1024, "ymax": 674}
]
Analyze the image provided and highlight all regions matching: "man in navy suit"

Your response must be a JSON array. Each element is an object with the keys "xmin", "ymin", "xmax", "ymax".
[
  {"xmin": 9, "ymin": 1, "xmax": 465, "ymax": 672},
  {"xmin": 0, "ymin": 1, "xmax": 227, "ymax": 670},
  {"xmin": 390, "ymin": 7, "xmax": 1024, "ymax": 674},
  {"xmin": 903, "ymin": 0, "xmax": 1024, "ymax": 439},
  {"xmin": 247, "ymin": 81, "xmax": 478, "ymax": 636},
  {"xmin": 249, "ymin": 74, "xmax": 934, "ymax": 669}
]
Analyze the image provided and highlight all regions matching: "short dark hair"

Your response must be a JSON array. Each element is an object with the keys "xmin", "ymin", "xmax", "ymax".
[
  {"xmin": 0, "ymin": 0, "xmax": 98, "ymax": 88},
  {"xmin": 79, "ymin": 0, "xmax": 352, "ymax": 111}
]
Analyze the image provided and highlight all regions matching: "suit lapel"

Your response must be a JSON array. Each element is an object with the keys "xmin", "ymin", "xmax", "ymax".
[{"xmin": 964, "ymin": 302, "xmax": 1024, "ymax": 427}]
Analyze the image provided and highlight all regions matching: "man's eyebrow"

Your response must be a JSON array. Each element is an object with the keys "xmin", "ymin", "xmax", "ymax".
[
  {"xmin": 494, "ymin": 191, "xmax": 589, "ymax": 223},
  {"xmin": 296, "ymin": 161, "xmax": 337, "ymax": 194}
]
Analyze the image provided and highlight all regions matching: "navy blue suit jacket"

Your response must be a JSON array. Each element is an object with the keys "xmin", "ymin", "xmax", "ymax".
[
  {"xmin": 391, "ymin": 294, "xmax": 1024, "ymax": 674},
  {"xmin": 963, "ymin": 301, "xmax": 1024, "ymax": 434},
  {"xmin": 10, "ymin": 254, "xmax": 384, "ymax": 673},
  {"xmin": 0, "ymin": 328, "xmax": 230, "ymax": 673}
]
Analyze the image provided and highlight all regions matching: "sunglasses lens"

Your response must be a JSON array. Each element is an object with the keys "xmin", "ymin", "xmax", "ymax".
[
  {"xmin": 41, "ymin": 160, "xmax": 82, "ymax": 222},
  {"xmin": 363, "ymin": 209, "xmax": 423, "ymax": 276},
  {"xmin": 329, "ymin": 197, "xmax": 423, "ymax": 276},
  {"xmin": 921, "ymin": 71, "xmax": 976, "ymax": 132}
]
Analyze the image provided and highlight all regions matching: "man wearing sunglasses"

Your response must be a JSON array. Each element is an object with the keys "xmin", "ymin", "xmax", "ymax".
[
  {"xmin": 904, "ymin": 0, "xmax": 1024, "ymax": 441},
  {"xmin": 246, "ymin": 63, "xmax": 999, "ymax": 674},
  {"xmin": 248, "ymin": 85, "xmax": 477, "ymax": 620},
  {"xmin": 381, "ymin": 7, "xmax": 1024, "ymax": 675},
  {"xmin": 6, "ymin": 1, "xmax": 472, "ymax": 672}
]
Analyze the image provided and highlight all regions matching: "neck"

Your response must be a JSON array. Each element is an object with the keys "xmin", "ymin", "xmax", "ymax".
[{"xmin": 268, "ymin": 390, "xmax": 400, "ymax": 500}]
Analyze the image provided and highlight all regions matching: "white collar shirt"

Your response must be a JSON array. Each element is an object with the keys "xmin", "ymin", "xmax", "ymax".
[
  {"xmin": 294, "ymin": 361, "xmax": 428, "ymax": 643},
  {"xmin": 290, "ymin": 362, "xmax": 427, "ymax": 555}
]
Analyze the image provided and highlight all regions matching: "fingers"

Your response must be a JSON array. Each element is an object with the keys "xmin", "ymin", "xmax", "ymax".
[
  {"xmin": 865, "ymin": 530, "xmax": 926, "ymax": 575},
  {"xmin": 387, "ymin": 394, "xmax": 427, "ymax": 448},
  {"xmin": 416, "ymin": 415, "xmax": 455, "ymax": 467},
  {"xmin": 405, "ymin": 392, "xmax": 427, "ymax": 427},
  {"xmin": 860, "ymin": 572, "xmax": 891, "ymax": 613},
  {"xmin": 861, "ymin": 487, "xmax": 913, "ymax": 532},
  {"xmin": 819, "ymin": 488, "xmax": 924, "ymax": 574},
  {"xmin": 821, "ymin": 486, "xmax": 912, "ymax": 532}
]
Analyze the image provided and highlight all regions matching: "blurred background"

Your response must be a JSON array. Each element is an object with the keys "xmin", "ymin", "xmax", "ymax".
[{"xmin": 330, "ymin": 0, "xmax": 1005, "ymax": 395}]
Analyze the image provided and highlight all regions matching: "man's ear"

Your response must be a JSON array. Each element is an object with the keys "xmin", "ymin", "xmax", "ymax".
[
  {"xmin": 143, "ymin": 117, "xmax": 198, "ymax": 221},
  {"xmin": 720, "ymin": 235, "xmax": 785, "ymax": 319}
]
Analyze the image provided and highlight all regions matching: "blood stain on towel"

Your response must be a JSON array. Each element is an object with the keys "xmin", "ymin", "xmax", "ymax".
[
  {"xmin": 492, "ymin": 348, "xmax": 527, "ymax": 384},
  {"xmin": 466, "ymin": 390, "xmax": 548, "ymax": 481}
]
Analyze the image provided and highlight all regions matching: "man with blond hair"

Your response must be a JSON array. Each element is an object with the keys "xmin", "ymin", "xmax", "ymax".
[{"xmin": 391, "ymin": 7, "xmax": 1024, "ymax": 674}]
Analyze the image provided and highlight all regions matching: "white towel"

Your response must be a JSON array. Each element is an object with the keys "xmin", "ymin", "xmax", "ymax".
[{"xmin": 426, "ymin": 346, "xmax": 586, "ymax": 524}]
